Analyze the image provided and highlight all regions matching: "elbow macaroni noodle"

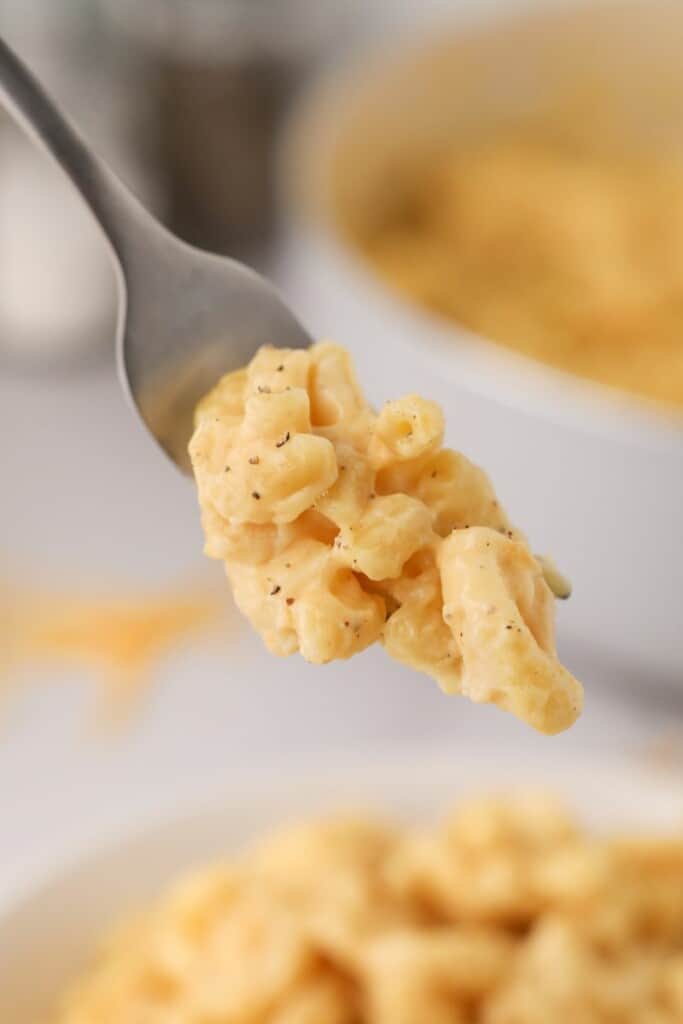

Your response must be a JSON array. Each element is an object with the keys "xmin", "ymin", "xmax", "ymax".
[
  {"xmin": 58, "ymin": 795, "xmax": 683, "ymax": 1024},
  {"xmin": 189, "ymin": 342, "xmax": 582, "ymax": 734}
]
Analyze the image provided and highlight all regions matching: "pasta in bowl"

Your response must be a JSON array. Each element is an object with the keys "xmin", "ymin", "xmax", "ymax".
[
  {"xmin": 2, "ymin": 751, "xmax": 683, "ymax": 1024},
  {"xmin": 189, "ymin": 341, "xmax": 581, "ymax": 734},
  {"xmin": 55, "ymin": 790, "xmax": 683, "ymax": 1024}
]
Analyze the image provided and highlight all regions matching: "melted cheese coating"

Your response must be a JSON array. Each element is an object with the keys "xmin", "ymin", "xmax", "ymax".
[{"xmin": 190, "ymin": 342, "xmax": 582, "ymax": 734}]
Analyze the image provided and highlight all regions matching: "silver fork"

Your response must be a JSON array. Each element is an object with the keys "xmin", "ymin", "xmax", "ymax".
[{"xmin": 0, "ymin": 35, "xmax": 312, "ymax": 472}]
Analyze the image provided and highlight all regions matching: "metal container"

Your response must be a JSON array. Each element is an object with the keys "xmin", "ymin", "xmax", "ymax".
[{"xmin": 99, "ymin": 0, "xmax": 362, "ymax": 264}]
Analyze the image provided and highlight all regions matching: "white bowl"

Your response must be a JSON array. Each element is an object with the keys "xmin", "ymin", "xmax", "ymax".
[
  {"xmin": 280, "ymin": 0, "xmax": 683, "ymax": 682},
  {"xmin": 2, "ymin": 748, "xmax": 683, "ymax": 1023}
]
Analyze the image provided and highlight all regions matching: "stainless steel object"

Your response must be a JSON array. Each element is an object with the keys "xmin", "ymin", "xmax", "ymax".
[
  {"xmin": 0, "ymin": 34, "xmax": 312, "ymax": 471},
  {"xmin": 99, "ymin": 0, "xmax": 364, "ymax": 262}
]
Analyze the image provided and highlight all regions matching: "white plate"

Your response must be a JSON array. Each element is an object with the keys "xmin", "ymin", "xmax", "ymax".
[{"xmin": 2, "ymin": 748, "xmax": 683, "ymax": 1022}]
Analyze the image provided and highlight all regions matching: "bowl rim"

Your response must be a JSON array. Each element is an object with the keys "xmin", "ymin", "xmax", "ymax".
[{"xmin": 281, "ymin": 0, "xmax": 683, "ymax": 451}]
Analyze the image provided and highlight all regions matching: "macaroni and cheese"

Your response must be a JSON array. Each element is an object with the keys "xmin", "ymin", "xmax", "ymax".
[
  {"xmin": 57, "ymin": 795, "xmax": 683, "ymax": 1024},
  {"xmin": 189, "ymin": 342, "xmax": 582, "ymax": 734},
  {"xmin": 356, "ymin": 137, "xmax": 683, "ymax": 410}
]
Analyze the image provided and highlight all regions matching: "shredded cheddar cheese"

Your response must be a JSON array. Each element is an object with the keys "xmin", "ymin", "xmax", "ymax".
[{"xmin": 2, "ymin": 579, "xmax": 224, "ymax": 719}]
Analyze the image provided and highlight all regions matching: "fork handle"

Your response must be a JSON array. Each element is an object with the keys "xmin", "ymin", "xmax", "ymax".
[{"xmin": 0, "ymin": 34, "xmax": 160, "ymax": 282}]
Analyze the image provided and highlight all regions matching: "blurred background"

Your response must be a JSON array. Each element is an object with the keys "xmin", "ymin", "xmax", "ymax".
[{"xmin": 2, "ymin": 0, "xmax": 683, "ymax": 900}]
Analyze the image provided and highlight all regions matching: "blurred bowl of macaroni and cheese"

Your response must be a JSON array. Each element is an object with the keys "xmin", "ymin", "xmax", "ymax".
[
  {"xmin": 280, "ymin": 0, "xmax": 683, "ymax": 683},
  {"xmin": 2, "ymin": 749, "xmax": 683, "ymax": 1023}
]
